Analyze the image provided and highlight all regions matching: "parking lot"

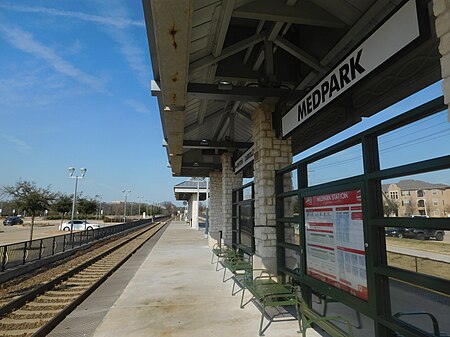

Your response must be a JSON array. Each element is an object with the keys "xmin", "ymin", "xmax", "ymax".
[{"xmin": 0, "ymin": 218, "xmax": 121, "ymax": 245}]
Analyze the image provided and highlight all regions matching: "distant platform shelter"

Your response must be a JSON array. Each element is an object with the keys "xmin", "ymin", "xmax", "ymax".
[{"xmin": 174, "ymin": 179, "xmax": 208, "ymax": 230}]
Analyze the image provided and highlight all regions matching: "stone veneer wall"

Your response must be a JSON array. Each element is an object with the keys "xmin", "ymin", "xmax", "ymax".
[
  {"xmin": 434, "ymin": 0, "xmax": 450, "ymax": 119},
  {"xmin": 221, "ymin": 152, "xmax": 243, "ymax": 243},
  {"xmin": 252, "ymin": 104, "xmax": 292, "ymax": 272},
  {"xmin": 208, "ymin": 172, "xmax": 223, "ymax": 247}
]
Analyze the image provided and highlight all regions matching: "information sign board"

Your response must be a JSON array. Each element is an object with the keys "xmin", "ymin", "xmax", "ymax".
[{"xmin": 304, "ymin": 189, "xmax": 367, "ymax": 300}]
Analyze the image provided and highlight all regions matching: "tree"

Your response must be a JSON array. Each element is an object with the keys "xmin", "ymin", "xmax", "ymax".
[
  {"xmin": 77, "ymin": 198, "xmax": 98, "ymax": 220},
  {"xmin": 383, "ymin": 200, "xmax": 399, "ymax": 217},
  {"xmin": 2, "ymin": 181, "xmax": 56, "ymax": 242},
  {"xmin": 52, "ymin": 194, "xmax": 73, "ymax": 224},
  {"xmin": 160, "ymin": 201, "xmax": 177, "ymax": 215}
]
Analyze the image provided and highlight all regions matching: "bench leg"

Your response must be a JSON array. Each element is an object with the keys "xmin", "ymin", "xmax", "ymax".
[
  {"xmin": 259, "ymin": 302, "xmax": 266, "ymax": 336},
  {"xmin": 296, "ymin": 301, "xmax": 302, "ymax": 333},
  {"xmin": 355, "ymin": 310, "xmax": 362, "ymax": 329},
  {"xmin": 223, "ymin": 266, "xmax": 228, "ymax": 282},
  {"xmin": 216, "ymin": 258, "xmax": 222, "ymax": 271},
  {"xmin": 240, "ymin": 288, "xmax": 246, "ymax": 308}
]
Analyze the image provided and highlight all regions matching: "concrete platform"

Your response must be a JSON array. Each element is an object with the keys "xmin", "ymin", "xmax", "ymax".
[{"xmin": 90, "ymin": 221, "xmax": 322, "ymax": 337}]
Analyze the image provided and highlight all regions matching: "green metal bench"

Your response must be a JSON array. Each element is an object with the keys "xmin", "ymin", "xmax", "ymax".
[
  {"xmin": 300, "ymin": 303, "xmax": 354, "ymax": 337},
  {"xmin": 221, "ymin": 252, "xmax": 253, "ymax": 295},
  {"xmin": 239, "ymin": 270, "xmax": 301, "ymax": 336},
  {"xmin": 211, "ymin": 243, "xmax": 235, "ymax": 270}
]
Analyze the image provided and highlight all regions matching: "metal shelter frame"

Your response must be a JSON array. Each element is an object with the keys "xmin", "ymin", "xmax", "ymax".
[{"xmin": 275, "ymin": 96, "xmax": 450, "ymax": 337}]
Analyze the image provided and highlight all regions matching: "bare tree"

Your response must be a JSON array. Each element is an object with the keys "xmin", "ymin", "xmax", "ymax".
[{"xmin": 2, "ymin": 181, "xmax": 55, "ymax": 242}]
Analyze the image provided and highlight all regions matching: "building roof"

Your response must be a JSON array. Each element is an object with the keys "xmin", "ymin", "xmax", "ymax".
[
  {"xmin": 175, "ymin": 180, "xmax": 208, "ymax": 189},
  {"xmin": 382, "ymin": 179, "xmax": 449, "ymax": 192},
  {"xmin": 174, "ymin": 179, "xmax": 208, "ymax": 201}
]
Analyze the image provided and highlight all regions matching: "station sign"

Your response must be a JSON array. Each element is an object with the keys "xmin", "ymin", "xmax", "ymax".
[
  {"xmin": 234, "ymin": 145, "xmax": 254, "ymax": 173},
  {"xmin": 282, "ymin": 0, "xmax": 420, "ymax": 137}
]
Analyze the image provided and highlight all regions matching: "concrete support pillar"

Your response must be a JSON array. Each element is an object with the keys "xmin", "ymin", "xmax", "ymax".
[
  {"xmin": 208, "ymin": 172, "xmax": 223, "ymax": 247},
  {"xmin": 192, "ymin": 193, "xmax": 199, "ymax": 230},
  {"xmin": 252, "ymin": 104, "xmax": 292, "ymax": 273},
  {"xmin": 433, "ymin": 0, "xmax": 450, "ymax": 119},
  {"xmin": 221, "ymin": 152, "xmax": 243, "ymax": 243},
  {"xmin": 187, "ymin": 197, "xmax": 193, "ymax": 227}
]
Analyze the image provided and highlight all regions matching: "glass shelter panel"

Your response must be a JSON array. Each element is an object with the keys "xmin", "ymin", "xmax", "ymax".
[
  {"xmin": 282, "ymin": 195, "xmax": 299, "ymax": 218},
  {"xmin": 281, "ymin": 168, "xmax": 298, "ymax": 192},
  {"xmin": 276, "ymin": 97, "xmax": 449, "ymax": 337},
  {"xmin": 283, "ymin": 222, "xmax": 301, "ymax": 246},
  {"xmin": 385, "ymin": 245, "xmax": 450, "ymax": 281},
  {"xmin": 232, "ymin": 183, "xmax": 255, "ymax": 254},
  {"xmin": 311, "ymin": 294, "xmax": 375, "ymax": 337},
  {"xmin": 284, "ymin": 247, "xmax": 301, "ymax": 271},
  {"xmin": 307, "ymin": 144, "xmax": 363, "ymax": 186},
  {"xmin": 378, "ymin": 110, "xmax": 450, "ymax": 170},
  {"xmin": 381, "ymin": 169, "xmax": 450, "ymax": 218},
  {"xmin": 243, "ymin": 185, "xmax": 253, "ymax": 200},
  {"xmin": 389, "ymin": 278, "xmax": 450, "ymax": 336}
]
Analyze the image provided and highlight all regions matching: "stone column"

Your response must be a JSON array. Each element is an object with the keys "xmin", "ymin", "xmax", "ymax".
[
  {"xmin": 434, "ymin": 0, "xmax": 450, "ymax": 119},
  {"xmin": 208, "ymin": 172, "xmax": 223, "ymax": 247},
  {"xmin": 221, "ymin": 152, "xmax": 243, "ymax": 243},
  {"xmin": 253, "ymin": 104, "xmax": 292, "ymax": 273}
]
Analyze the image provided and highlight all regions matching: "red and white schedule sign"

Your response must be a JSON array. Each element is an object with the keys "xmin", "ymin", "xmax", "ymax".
[{"xmin": 304, "ymin": 189, "xmax": 368, "ymax": 301}]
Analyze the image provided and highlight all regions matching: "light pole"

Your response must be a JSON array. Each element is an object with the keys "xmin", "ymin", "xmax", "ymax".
[
  {"xmin": 69, "ymin": 167, "xmax": 87, "ymax": 238},
  {"xmin": 122, "ymin": 190, "xmax": 131, "ymax": 222},
  {"xmin": 95, "ymin": 194, "xmax": 102, "ymax": 220},
  {"xmin": 137, "ymin": 196, "xmax": 143, "ymax": 219}
]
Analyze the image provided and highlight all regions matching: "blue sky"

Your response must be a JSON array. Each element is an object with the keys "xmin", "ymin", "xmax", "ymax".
[{"xmin": 0, "ymin": 1, "xmax": 186, "ymax": 204}]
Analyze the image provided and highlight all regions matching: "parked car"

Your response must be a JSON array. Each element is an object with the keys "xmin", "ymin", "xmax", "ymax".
[
  {"xmin": 385, "ymin": 227, "xmax": 402, "ymax": 237},
  {"xmin": 58, "ymin": 220, "xmax": 101, "ymax": 231},
  {"xmin": 407, "ymin": 215, "xmax": 445, "ymax": 241},
  {"xmin": 3, "ymin": 216, "xmax": 24, "ymax": 226},
  {"xmin": 398, "ymin": 228, "xmax": 445, "ymax": 241}
]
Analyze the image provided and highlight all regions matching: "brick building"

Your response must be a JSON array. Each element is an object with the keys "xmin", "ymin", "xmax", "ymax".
[{"xmin": 383, "ymin": 179, "xmax": 450, "ymax": 217}]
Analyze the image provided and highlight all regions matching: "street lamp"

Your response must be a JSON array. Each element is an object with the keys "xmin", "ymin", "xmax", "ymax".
[
  {"xmin": 69, "ymin": 167, "xmax": 87, "ymax": 238},
  {"xmin": 95, "ymin": 195, "xmax": 102, "ymax": 220},
  {"xmin": 137, "ymin": 196, "xmax": 143, "ymax": 219},
  {"xmin": 122, "ymin": 189, "xmax": 131, "ymax": 222}
]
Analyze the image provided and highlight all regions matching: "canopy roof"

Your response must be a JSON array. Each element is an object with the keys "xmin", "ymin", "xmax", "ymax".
[
  {"xmin": 143, "ymin": 0, "xmax": 439, "ymax": 177},
  {"xmin": 174, "ymin": 179, "xmax": 208, "ymax": 201}
]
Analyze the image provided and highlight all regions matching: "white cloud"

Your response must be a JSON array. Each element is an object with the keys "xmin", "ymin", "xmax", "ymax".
[
  {"xmin": 124, "ymin": 99, "xmax": 150, "ymax": 114},
  {"xmin": 0, "ymin": 3, "xmax": 145, "ymax": 28},
  {"xmin": 1, "ymin": 2, "xmax": 151, "ymax": 88},
  {"xmin": 65, "ymin": 39, "xmax": 83, "ymax": 55},
  {"xmin": 0, "ymin": 68, "xmax": 88, "ymax": 109},
  {"xmin": 2, "ymin": 135, "xmax": 32, "ymax": 155},
  {"xmin": 0, "ymin": 24, "xmax": 106, "ymax": 93},
  {"xmin": 95, "ymin": 1, "xmax": 150, "ymax": 87}
]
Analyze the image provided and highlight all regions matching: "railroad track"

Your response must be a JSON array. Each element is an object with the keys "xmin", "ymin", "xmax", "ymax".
[{"xmin": 0, "ymin": 220, "xmax": 169, "ymax": 337}]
